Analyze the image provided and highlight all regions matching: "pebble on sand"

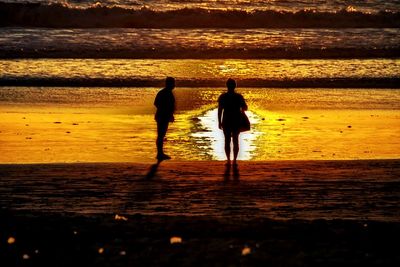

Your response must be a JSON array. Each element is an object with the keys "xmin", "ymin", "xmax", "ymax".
[
  {"xmin": 242, "ymin": 246, "xmax": 251, "ymax": 256},
  {"xmin": 115, "ymin": 214, "xmax": 128, "ymax": 221},
  {"xmin": 7, "ymin": 236, "xmax": 16, "ymax": 244},
  {"xmin": 170, "ymin": 236, "xmax": 182, "ymax": 244}
]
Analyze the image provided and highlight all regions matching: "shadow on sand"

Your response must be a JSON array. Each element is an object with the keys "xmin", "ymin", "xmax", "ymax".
[
  {"xmin": 144, "ymin": 160, "xmax": 162, "ymax": 180},
  {"xmin": 145, "ymin": 161, "xmax": 240, "ymax": 182}
]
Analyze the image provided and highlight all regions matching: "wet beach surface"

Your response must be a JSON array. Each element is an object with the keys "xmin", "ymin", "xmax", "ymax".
[
  {"xmin": 1, "ymin": 160, "xmax": 400, "ymax": 266},
  {"xmin": 1, "ymin": 87, "xmax": 399, "ymax": 163},
  {"xmin": 1, "ymin": 160, "xmax": 399, "ymax": 220}
]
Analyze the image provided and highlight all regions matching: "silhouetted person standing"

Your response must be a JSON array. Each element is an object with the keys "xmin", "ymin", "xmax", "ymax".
[
  {"xmin": 218, "ymin": 78, "xmax": 248, "ymax": 165},
  {"xmin": 154, "ymin": 77, "xmax": 176, "ymax": 161}
]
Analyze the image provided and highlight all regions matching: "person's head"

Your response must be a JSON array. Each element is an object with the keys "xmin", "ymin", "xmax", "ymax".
[
  {"xmin": 165, "ymin": 77, "xmax": 175, "ymax": 90},
  {"xmin": 226, "ymin": 78, "xmax": 236, "ymax": 92}
]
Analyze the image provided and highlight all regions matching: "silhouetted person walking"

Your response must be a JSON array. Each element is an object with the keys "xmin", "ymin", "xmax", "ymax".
[
  {"xmin": 154, "ymin": 77, "xmax": 175, "ymax": 161},
  {"xmin": 218, "ymin": 78, "xmax": 248, "ymax": 165}
]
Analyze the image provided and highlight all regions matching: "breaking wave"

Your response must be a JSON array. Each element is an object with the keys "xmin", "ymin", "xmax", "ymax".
[{"xmin": 1, "ymin": 2, "xmax": 399, "ymax": 28}]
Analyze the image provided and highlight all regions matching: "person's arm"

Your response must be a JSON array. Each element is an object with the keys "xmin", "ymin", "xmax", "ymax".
[
  {"xmin": 169, "ymin": 93, "xmax": 175, "ymax": 122},
  {"xmin": 241, "ymin": 95, "xmax": 248, "ymax": 111},
  {"xmin": 218, "ymin": 106, "xmax": 223, "ymax": 130},
  {"xmin": 218, "ymin": 95, "xmax": 223, "ymax": 129},
  {"xmin": 154, "ymin": 92, "xmax": 160, "ymax": 108}
]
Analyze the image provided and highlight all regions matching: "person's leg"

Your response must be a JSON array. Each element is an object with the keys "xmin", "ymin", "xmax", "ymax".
[
  {"xmin": 223, "ymin": 129, "xmax": 232, "ymax": 163},
  {"xmin": 156, "ymin": 120, "xmax": 169, "ymax": 157},
  {"xmin": 232, "ymin": 131, "xmax": 240, "ymax": 164}
]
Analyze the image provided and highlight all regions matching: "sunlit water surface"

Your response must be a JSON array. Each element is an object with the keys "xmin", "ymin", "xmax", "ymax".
[
  {"xmin": 0, "ymin": 87, "xmax": 399, "ymax": 163},
  {"xmin": 1, "ymin": 28, "xmax": 399, "ymax": 57},
  {"xmin": 1, "ymin": 59, "xmax": 399, "ymax": 81}
]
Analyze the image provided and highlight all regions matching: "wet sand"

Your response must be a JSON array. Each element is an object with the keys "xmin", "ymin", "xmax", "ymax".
[
  {"xmin": 1, "ymin": 160, "xmax": 400, "ymax": 220},
  {"xmin": 1, "ymin": 160, "xmax": 400, "ymax": 266},
  {"xmin": 1, "ymin": 87, "xmax": 399, "ymax": 163}
]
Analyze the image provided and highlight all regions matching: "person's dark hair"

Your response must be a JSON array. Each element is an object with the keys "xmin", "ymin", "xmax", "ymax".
[
  {"xmin": 226, "ymin": 78, "xmax": 236, "ymax": 91},
  {"xmin": 165, "ymin": 77, "xmax": 175, "ymax": 89}
]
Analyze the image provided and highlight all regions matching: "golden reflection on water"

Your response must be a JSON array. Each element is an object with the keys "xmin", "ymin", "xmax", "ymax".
[
  {"xmin": 191, "ymin": 108, "xmax": 261, "ymax": 160},
  {"xmin": 1, "ymin": 59, "xmax": 399, "ymax": 80},
  {"xmin": 0, "ymin": 87, "xmax": 399, "ymax": 163}
]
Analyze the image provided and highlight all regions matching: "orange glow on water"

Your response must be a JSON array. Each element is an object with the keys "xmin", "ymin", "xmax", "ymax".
[
  {"xmin": 0, "ymin": 87, "xmax": 398, "ymax": 163},
  {"xmin": 1, "ymin": 59, "xmax": 398, "ymax": 81}
]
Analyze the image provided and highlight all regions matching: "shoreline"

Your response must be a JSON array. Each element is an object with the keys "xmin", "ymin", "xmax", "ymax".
[
  {"xmin": 1, "ymin": 77, "xmax": 400, "ymax": 88},
  {"xmin": 1, "ymin": 158, "xmax": 400, "ymax": 165}
]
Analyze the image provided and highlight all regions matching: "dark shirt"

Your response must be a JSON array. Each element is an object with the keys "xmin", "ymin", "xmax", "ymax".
[
  {"xmin": 154, "ymin": 88, "xmax": 175, "ymax": 122},
  {"xmin": 218, "ymin": 92, "xmax": 247, "ymax": 129}
]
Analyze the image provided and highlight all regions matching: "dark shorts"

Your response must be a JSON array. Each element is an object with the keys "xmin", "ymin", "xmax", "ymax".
[
  {"xmin": 222, "ymin": 117, "xmax": 240, "ymax": 134},
  {"xmin": 223, "ymin": 125, "xmax": 240, "ymax": 135}
]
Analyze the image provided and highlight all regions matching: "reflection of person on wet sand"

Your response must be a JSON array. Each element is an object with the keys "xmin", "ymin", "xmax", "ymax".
[
  {"xmin": 218, "ymin": 78, "xmax": 248, "ymax": 165},
  {"xmin": 224, "ymin": 163, "xmax": 240, "ymax": 182},
  {"xmin": 154, "ymin": 77, "xmax": 176, "ymax": 161}
]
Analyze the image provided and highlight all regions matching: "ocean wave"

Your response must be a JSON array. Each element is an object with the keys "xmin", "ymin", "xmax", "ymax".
[
  {"xmin": 1, "ymin": 47, "xmax": 399, "ymax": 59},
  {"xmin": 1, "ymin": 27, "xmax": 399, "ymax": 59},
  {"xmin": 1, "ymin": 77, "xmax": 399, "ymax": 88},
  {"xmin": 1, "ymin": 2, "xmax": 399, "ymax": 28}
]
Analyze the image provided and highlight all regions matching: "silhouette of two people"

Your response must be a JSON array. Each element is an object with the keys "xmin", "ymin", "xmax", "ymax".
[{"xmin": 154, "ymin": 77, "xmax": 248, "ymax": 165}]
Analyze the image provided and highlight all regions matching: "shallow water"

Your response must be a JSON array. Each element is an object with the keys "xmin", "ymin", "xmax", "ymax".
[
  {"xmin": 0, "ymin": 87, "xmax": 399, "ymax": 163},
  {"xmin": 1, "ymin": 59, "xmax": 399, "ymax": 82},
  {"xmin": 1, "ymin": 28, "xmax": 399, "ymax": 59}
]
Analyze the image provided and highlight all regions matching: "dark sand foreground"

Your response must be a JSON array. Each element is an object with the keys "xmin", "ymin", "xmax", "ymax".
[{"xmin": 1, "ymin": 160, "xmax": 400, "ymax": 266}]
